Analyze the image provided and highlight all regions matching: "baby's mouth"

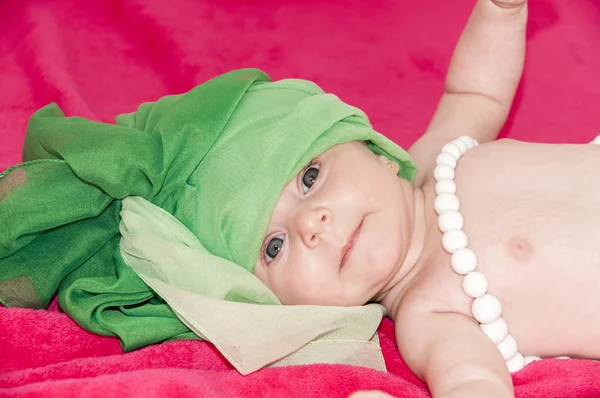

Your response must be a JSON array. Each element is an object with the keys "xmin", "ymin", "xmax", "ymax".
[{"xmin": 340, "ymin": 219, "xmax": 364, "ymax": 268}]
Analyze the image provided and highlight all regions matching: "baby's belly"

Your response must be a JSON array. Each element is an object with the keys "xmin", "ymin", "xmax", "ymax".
[{"xmin": 450, "ymin": 140, "xmax": 600, "ymax": 358}]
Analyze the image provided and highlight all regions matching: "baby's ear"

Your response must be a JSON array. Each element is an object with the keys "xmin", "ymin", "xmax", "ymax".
[{"xmin": 378, "ymin": 155, "xmax": 399, "ymax": 174}]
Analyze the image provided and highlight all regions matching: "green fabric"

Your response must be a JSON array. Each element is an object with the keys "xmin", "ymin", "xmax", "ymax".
[{"xmin": 0, "ymin": 68, "xmax": 416, "ymax": 352}]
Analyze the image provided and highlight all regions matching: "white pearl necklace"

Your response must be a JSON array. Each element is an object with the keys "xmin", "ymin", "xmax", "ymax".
[
  {"xmin": 435, "ymin": 135, "xmax": 600, "ymax": 373},
  {"xmin": 434, "ymin": 136, "xmax": 526, "ymax": 371},
  {"xmin": 435, "ymin": 135, "xmax": 600, "ymax": 372}
]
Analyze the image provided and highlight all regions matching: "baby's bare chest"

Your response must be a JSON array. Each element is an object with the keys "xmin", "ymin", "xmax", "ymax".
[
  {"xmin": 455, "ymin": 140, "xmax": 600, "ymax": 280},
  {"xmin": 418, "ymin": 139, "xmax": 600, "ymax": 357}
]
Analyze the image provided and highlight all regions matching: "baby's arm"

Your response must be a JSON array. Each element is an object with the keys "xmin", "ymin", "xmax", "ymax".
[
  {"xmin": 409, "ymin": 0, "xmax": 527, "ymax": 186},
  {"xmin": 396, "ymin": 310, "xmax": 513, "ymax": 398}
]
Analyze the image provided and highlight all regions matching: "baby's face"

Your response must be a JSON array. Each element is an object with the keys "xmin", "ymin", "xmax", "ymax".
[{"xmin": 253, "ymin": 141, "xmax": 416, "ymax": 306}]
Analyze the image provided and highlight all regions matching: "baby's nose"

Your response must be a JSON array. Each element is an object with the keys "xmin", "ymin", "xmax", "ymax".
[{"xmin": 297, "ymin": 207, "xmax": 332, "ymax": 248}]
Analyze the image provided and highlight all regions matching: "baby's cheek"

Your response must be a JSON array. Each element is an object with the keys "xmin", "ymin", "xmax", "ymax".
[
  {"xmin": 279, "ymin": 278, "xmax": 329, "ymax": 305},
  {"xmin": 270, "ymin": 275, "xmax": 307, "ymax": 305},
  {"xmin": 364, "ymin": 242, "xmax": 402, "ymax": 286}
]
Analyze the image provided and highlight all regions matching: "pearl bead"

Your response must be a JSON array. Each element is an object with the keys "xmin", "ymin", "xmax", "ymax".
[
  {"xmin": 480, "ymin": 318, "xmax": 508, "ymax": 344},
  {"xmin": 434, "ymin": 164, "xmax": 455, "ymax": 181},
  {"xmin": 524, "ymin": 356, "xmax": 542, "ymax": 365},
  {"xmin": 593, "ymin": 135, "xmax": 600, "ymax": 145},
  {"xmin": 462, "ymin": 271, "xmax": 488, "ymax": 298},
  {"xmin": 453, "ymin": 139, "xmax": 468, "ymax": 154},
  {"xmin": 472, "ymin": 294, "xmax": 502, "ymax": 324},
  {"xmin": 497, "ymin": 334, "xmax": 518, "ymax": 360},
  {"xmin": 437, "ymin": 210, "xmax": 464, "ymax": 233},
  {"xmin": 442, "ymin": 230, "xmax": 468, "ymax": 253},
  {"xmin": 436, "ymin": 152, "xmax": 458, "ymax": 168},
  {"xmin": 441, "ymin": 143, "xmax": 462, "ymax": 159},
  {"xmin": 506, "ymin": 352, "xmax": 525, "ymax": 373},
  {"xmin": 435, "ymin": 179, "xmax": 457, "ymax": 194},
  {"xmin": 450, "ymin": 248, "xmax": 477, "ymax": 275},
  {"xmin": 458, "ymin": 136, "xmax": 476, "ymax": 149},
  {"xmin": 434, "ymin": 193, "xmax": 459, "ymax": 214}
]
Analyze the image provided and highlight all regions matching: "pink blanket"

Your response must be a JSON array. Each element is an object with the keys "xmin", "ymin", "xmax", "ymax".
[{"xmin": 2, "ymin": 1, "xmax": 600, "ymax": 396}]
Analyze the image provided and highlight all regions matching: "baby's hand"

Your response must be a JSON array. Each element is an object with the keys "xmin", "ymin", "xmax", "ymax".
[
  {"xmin": 349, "ymin": 391, "xmax": 395, "ymax": 398},
  {"xmin": 491, "ymin": 0, "xmax": 526, "ymax": 9}
]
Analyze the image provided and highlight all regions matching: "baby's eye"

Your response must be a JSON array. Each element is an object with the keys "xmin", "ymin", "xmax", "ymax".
[
  {"xmin": 264, "ymin": 234, "xmax": 285, "ymax": 264},
  {"xmin": 301, "ymin": 164, "xmax": 320, "ymax": 194}
]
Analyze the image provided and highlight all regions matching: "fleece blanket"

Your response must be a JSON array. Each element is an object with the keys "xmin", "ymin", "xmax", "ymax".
[{"xmin": 1, "ymin": 0, "xmax": 600, "ymax": 397}]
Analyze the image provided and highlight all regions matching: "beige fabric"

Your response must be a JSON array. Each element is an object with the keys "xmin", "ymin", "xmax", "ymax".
[{"xmin": 119, "ymin": 196, "xmax": 387, "ymax": 375}]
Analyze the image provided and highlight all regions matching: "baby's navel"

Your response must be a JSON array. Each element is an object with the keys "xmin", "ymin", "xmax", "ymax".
[{"xmin": 505, "ymin": 236, "xmax": 533, "ymax": 263}]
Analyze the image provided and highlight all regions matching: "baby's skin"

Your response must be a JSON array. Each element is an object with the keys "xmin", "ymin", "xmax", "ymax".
[
  {"xmin": 392, "ymin": 139, "xmax": 600, "ymax": 398},
  {"xmin": 410, "ymin": 138, "xmax": 600, "ymax": 364},
  {"xmin": 252, "ymin": 1, "xmax": 590, "ymax": 397}
]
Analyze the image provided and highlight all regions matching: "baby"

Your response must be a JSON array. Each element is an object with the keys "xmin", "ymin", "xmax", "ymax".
[
  {"xmin": 252, "ymin": 0, "xmax": 600, "ymax": 396},
  {"xmin": 0, "ymin": 0, "xmax": 595, "ymax": 397}
]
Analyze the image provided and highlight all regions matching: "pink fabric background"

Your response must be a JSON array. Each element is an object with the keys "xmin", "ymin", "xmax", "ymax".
[{"xmin": 1, "ymin": 0, "xmax": 600, "ymax": 397}]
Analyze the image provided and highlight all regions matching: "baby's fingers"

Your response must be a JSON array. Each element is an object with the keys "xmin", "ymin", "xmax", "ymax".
[
  {"xmin": 490, "ymin": 0, "xmax": 527, "ymax": 9},
  {"xmin": 349, "ymin": 391, "xmax": 396, "ymax": 398}
]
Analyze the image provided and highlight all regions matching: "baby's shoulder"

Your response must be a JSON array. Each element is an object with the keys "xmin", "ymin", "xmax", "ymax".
[
  {"xmin": 392, "ymin": 256, "xmax": 475, "ymax": 332},
  {"xmin": 464, "ymin": 138, "xmax": 520, "ymax": 161}
]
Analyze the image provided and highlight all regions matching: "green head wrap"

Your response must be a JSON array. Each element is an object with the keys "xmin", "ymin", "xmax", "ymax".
[
  {"xmin": 0, "ymin": 69, "xmax": 416, "ymax": 351},
  {"xmin": 175, "ymin": 73, "xmax": 416, "ymax": 272}
]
